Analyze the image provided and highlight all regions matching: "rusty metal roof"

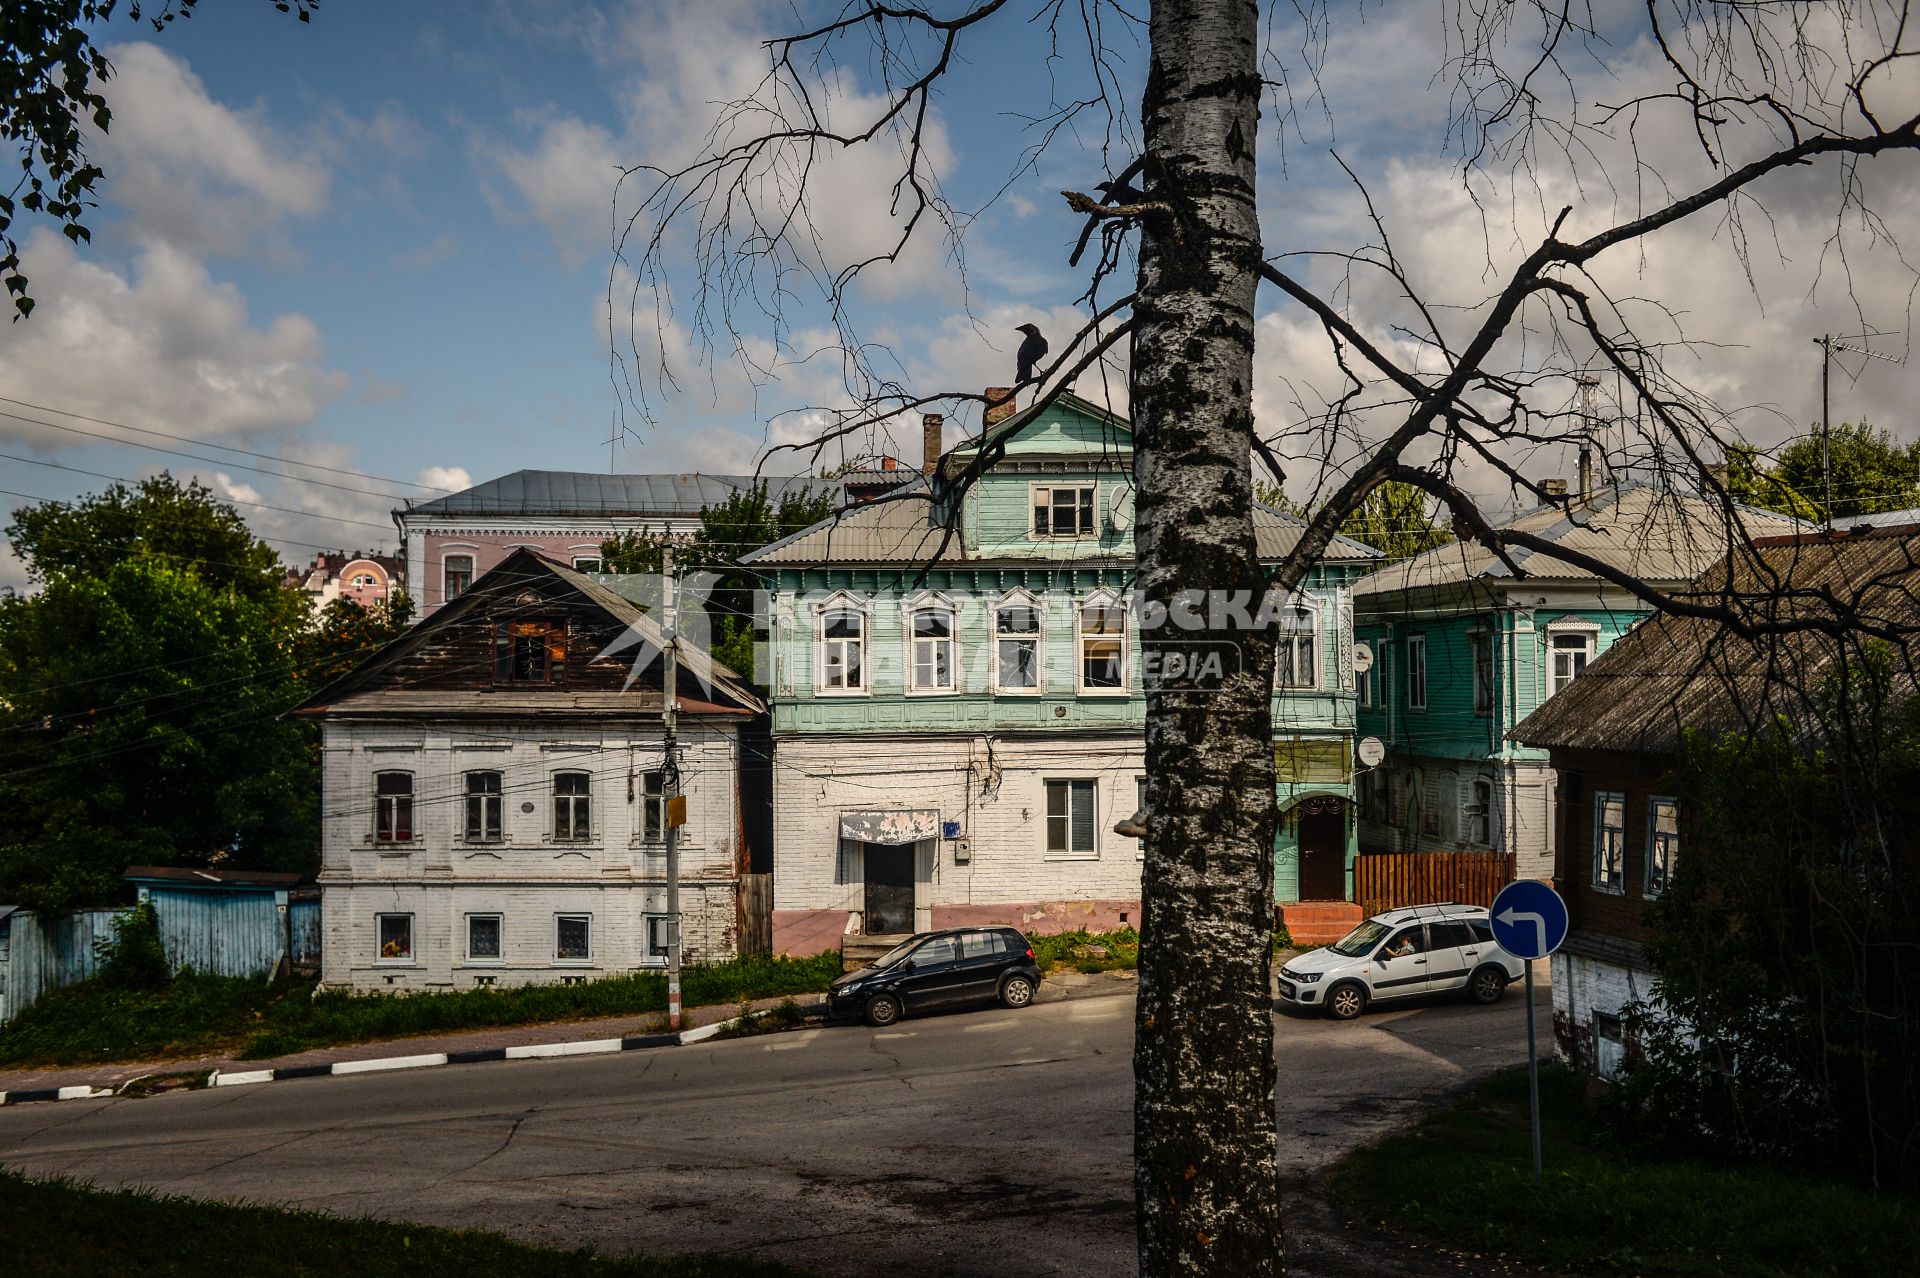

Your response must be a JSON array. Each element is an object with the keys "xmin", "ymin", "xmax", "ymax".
[
  {"xmin": 400, "ymin": 470, "xmax": 832, "ymax": 518},
  {"xmin": 1512, "ymin": 527, "xmax": 1920, "ymax": 755},
  {"xmin": 1354, "ymin": 483, "xmax": 1805, "ymax": 598}
]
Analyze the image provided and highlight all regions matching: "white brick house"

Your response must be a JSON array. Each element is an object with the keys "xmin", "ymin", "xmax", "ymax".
[{"xmin": 298, "ymin": 548, "xmax": 764, "ymax": 992}]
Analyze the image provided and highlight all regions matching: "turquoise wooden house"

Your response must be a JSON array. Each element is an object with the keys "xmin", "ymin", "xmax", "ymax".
[
  {"xmin": 743, "ymin": 392, "xmax": 1380, "ymax": 955},
  {"xmin": 1351, "ymin": 482, "xmax": 1799, "ymax": 879}
]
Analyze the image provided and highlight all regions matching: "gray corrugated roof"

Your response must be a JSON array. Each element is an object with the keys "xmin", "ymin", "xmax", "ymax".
[
  {"xmin": 743, "ymin": 483, "xmax": 1380, "ymax": 566},
  {"xmin": 1842, "ymin": 507, "xmax": 1920, "ymax": 530},
  {"xmin": 1511, "ymin": 527, "xmax": 1920, "ymax": 755},
  {"xmin": 400, "ymin": 470, "xmax": 833, "ymax": 518},
  {"xmin": 1354, "ymin": 483, "xmax": 1805, "ymax": 598}
]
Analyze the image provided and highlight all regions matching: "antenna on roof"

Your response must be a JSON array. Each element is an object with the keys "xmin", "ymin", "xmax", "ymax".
[{"xmin": 1813, "ymin": 333, "xmax": 1903, "ymax": 532}]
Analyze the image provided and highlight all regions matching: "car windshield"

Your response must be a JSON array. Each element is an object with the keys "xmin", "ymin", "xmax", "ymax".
[
  {"xmin": 872, "ymin": 937, "xmax": 926, "ymax": 969},
  {"xmin": 1328, "ymin": 920, "xmax": 1391, "ymax": 957}
]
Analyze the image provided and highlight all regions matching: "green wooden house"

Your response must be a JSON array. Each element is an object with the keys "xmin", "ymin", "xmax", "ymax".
[
  {"xmin": 743, "ymin": 392, "xmax": 1381, "ymax": 955},
  {"xmin": 1351, "ymin": 482, "xmax": 1800, "ymax": 879}
]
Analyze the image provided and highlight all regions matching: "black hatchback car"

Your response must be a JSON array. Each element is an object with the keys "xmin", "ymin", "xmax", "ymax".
[{"xmin": 827, "ymin": 927, "xmax": 1042, "ymax": 1027}]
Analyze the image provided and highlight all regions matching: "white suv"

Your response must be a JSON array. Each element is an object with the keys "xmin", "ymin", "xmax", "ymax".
[{"xmin": 1277, "ymin": 903, "xmax": 1526, "ymax": 1020}]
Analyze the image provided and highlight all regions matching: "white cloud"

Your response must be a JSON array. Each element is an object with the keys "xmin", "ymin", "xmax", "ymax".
[
  {"xmin": 0, "ymin": 231, "xmax": 348, "ymax": 448},
  {"xmin": 419, "ymin": 465, "xmax": 472, "ymax": 492},
  {"xmin": 92, "ymin": 43, "xmax": 330, "ymax": 257}
]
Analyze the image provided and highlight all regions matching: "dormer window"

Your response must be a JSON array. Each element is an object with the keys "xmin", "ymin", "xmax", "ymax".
[
  {"xmin": 1033, "ymin": 485, "xmax": 1098, "ymax": 537},
  {"xmin": 496, "ymin": 620, "xmax": 567, "ymax": 683}
]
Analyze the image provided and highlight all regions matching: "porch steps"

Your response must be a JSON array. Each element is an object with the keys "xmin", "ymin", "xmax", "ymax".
[
  {"xmin": 1278, "ymin": 900, "xmax": 1365, "ymax": 947},
  {"xmin": 841, "ymin": 934, "xmax": 913, "ymax": 972}
]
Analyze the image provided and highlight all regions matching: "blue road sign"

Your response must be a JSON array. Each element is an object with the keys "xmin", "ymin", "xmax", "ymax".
[{"xmin": 1489, "ymin": 880, "xmax": 1569, "ymax": 960}]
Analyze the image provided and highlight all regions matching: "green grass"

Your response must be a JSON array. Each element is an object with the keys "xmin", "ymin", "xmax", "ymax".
[
  {"xmin": 1028, "ymin": 927, "xmax": 1139, "ymax": 973},
  {"xmin": 1326, "ymin": 1065, "xmax": 1920, "ymax": 1277},
  {"xmin": 0, "ymin": 952, "xmax": 844, "ymax": 1067},
  {"xmin": 0, "ymin": 1169, "xmax": 811, "ymax": 1278}
]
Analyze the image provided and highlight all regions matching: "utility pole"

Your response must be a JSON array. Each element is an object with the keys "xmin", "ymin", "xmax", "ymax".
[
  {"xmin": 1813, "ymin": 334, "xmax": 1903, "ymax": 532},
  {"xmin": 661, "ymin": 545, "xmax": 683, "ymax": 1031}
]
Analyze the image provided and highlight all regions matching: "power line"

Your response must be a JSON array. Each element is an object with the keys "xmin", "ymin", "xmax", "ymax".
[
  {"xmin": 0, "ymin": 406, "xmax": 421, "ymax": 503},
  {"xmin": 0, "ymin": 394, "xmax": 450, "ymax": 493},
  {"xmin": 0, "ymin": 450, "xmax": 396, "ymax": 534}
]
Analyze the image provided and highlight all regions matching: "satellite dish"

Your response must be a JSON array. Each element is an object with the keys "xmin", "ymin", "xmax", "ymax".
[
  {"xmin": 1352, "ymin": 642, "xmax": 1374, "ymax": 673},
  {"xmin": 1356, "ymin": 736, "xmax": 1386, "ymax": 769},
  {"xmin": 1109, "ymin": 485, "xmax": 1134, "ymax": 531}
]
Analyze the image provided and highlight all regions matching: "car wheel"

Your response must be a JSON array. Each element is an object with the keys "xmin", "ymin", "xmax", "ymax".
[
  {"xmin": 1000, "ymin": 974, "xmax": 1036, "ymax": 1008},
  {"xmin": 1468, "ymin": 966, "xmax": 1508, "ymax": 1005},
  {"xmin": 865, "ymin": 993, "xmax": 903, "ymax": 1027},
  {"xmin": 1326, "ymin": 982, "xmax": 1367, "ymax": 1021}
]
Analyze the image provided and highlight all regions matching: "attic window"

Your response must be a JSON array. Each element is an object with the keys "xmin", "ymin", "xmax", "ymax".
[
  {"xmin": 497, "ymin": 621, "xmax": 567, "ymax": 683},
  {"xmin": 1033, "ymin": 485, "xmax": 1097, "ymax": 537}
]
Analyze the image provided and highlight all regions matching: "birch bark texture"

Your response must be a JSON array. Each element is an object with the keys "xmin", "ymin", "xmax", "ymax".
[{"xmin": 1130, "ymin": 2, "xmax": 1284, "ymax": 1274}]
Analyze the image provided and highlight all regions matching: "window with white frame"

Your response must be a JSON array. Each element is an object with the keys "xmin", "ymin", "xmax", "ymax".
[
  {"xmin": 464, "ymin": 771, "xmax": 502, "ymax": 842},
  {"xmin": 571, "ymin": 555, "xmax": 603, "ymax": 573},
  {"xmin": 1466, "ymin": 777, "xmax": 1493, "ymax": 845},
  {"xmin": 1276, "ymin": 602, "xmax": 1319, "ymax": 689},
  {"xmin": 1045, "ymin": 778, "xmax": 1098, "ymax": 857},
  {"xmin": 1078, "ymin": 594, "xmax": 1127, "ymax": 692},
  {"xmin": 1044, "ymin": 775, "xmax": 1105, "ymax": 855},
  {"xmin": 1407, "ymin": 635, "xmax": 1428, "ymax": 709},
  {"xmin": 640, "ymin": 769, "xmax": 666, "ymax": 843},
  {"xmin": 1033, "ymin": 484, "xmax": 1098, "ymax": 537},
  {"xmin": 1356, "ymin": 654, "xmax": 1373, "ymax": 708},
  {"xmin": 1550, "ymin": 630, "xmax": 1595, "ymax": 695},
  {"xmin": 377, "ymin": 913, "xmax": 413, "ymax": 962},
  {"xmin": 553, "ymin": 771, "xmax": 591, "ymax": 841},
  {"xmin": 994, "ymin": 596, "xmax": 1042, "ymax": 692},
  {"xmin": 1646, "ymin": 796, "xmax": 1679, "ymax": 897},
  {"xmin": 374, "ymin": 771, "xmax": 413, "ymax": 843},
  {"xmin": 443, "ymin": 553, "xmax": 474, "ymax": 600},
  {"xmin": 1593, "ymin": 790, "xmax": 1626, "ymax": 893},
  {"xmin": 466, "ymin": 914, "xmax": 502, "ymax": 961},
  {"xmin": 818, "ymin": 604, "xmax": 866, "ymax": 692},
  {"xmin": 1470, "ymin": 632, "xmax": 1495, "ymax": 714},
  {"xmin": 908, "ymin": 601, "xmax": 957, "ymax": 692},
  {"xmin": 555, "ymin": 914, "xmax": 592, "ymax": 961},
  {"xmin": 643, "ymin": 914, "xmax": 671, "ymax": 965}
]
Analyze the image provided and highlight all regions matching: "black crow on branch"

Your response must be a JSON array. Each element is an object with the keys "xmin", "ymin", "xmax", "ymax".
[{"xmin": 1015, "ymin": 323, "xmax": 1048, "ymax": 384}]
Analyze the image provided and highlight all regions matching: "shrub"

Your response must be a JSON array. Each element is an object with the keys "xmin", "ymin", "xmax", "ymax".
[{"xmin": 92, "ymin": 902, "xmax": 171, "ymax": 990}]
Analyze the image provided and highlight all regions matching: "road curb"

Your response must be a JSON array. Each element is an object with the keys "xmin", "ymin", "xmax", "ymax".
[{"xmin": 0, "ymin": 1005, "xmax": 821, "ymax": 1106}]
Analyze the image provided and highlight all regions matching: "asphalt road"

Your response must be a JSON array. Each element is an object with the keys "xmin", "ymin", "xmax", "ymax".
[{"xmin": 0, "ymin": 979, "xmax": 1551, "ymax": 1278}]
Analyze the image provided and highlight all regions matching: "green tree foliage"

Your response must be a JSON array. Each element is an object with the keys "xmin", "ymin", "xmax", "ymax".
[
  {"xmin": 1726, "ymin": 422, "xmax": 1920, "ymax": 524},
  {"xmin": 0, "ymin": 477, "xmax": 331, "ymax": 912},
  {"xmin": 602, "ymin": 481, "xmax": 833, "ymax": 679},
  {"xmin": 300, "ymin": 593, "xmax": 413, "ymax": 687},
  {"xmin": 1616, "ymin": 649, "xmax": 1920, "ymax": 1186},
  {"xmin": 0, "ymin": 1, "xmax": 314, "ymax": 319},
  {"xmin": 1255, "ymin": 479, "xmax": 1452, "ymax": 562}
]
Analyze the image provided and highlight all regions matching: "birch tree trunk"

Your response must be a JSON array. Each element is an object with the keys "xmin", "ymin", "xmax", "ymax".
[{"xmin": 1131, "ymin": 2, "xmax": 1283, "ymax": 1275}]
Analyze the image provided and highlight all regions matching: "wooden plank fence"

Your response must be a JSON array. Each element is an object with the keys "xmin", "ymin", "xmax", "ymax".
[
  {"xmin": 1354, "ymin": 851, "xmax": 1516, "ymax": 916},
  {"xmin": 738, "ymin": 873, "xmax": 773, "ymax": 957}
]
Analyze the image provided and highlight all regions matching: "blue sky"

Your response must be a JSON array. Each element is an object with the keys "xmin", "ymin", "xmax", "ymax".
[{"xmin": 3, "ymin": 1, "xmax": 1916, "ymax": 585}]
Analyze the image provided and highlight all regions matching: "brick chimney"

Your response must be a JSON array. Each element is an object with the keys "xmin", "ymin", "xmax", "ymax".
[
  {"xmin": 880, "ymin": 455, "xmax": 898, "ymax": 471},
  {"xmin": 922, "ymin": 413, "xmax": 944, "ymax": 474},
  {"xmin": 1542, "ymin": 478, "xmax": 1568, "ymax": 499},
  {"xmin": 983, "ymin": 386, "xmax": 1017, "ymax": 427}
]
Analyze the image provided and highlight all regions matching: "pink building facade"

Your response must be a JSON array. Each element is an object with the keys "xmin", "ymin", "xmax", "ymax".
[
  {"xmin": 394, "ymin": 470, "xmax": 834, "ymax": 614},
  {"xmin": 287, "ymin": 551, "xmax": 402, "ymax": 616}
]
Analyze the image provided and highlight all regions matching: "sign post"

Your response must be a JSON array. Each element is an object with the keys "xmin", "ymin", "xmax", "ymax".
[{"xmin": 1488, "ymin": 879, "xmax": 1570, "ymax": 1187}]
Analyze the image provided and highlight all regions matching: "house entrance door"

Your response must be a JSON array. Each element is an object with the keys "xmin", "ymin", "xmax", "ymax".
[
  {"xmin": 1295, "ymin": 799, "xmax": 1349, "ymax": 900},
  {"xmin": 862, "ymin": 844, "xmax": 916, "ymax": 934}
]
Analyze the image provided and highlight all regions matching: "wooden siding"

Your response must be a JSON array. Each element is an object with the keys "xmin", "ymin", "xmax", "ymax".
[
  {"xmin": 142, "ymin": 885, "xmax": 290, "ymax": 978},
  {"xmin": 1550, "ymin": 747, "xmax": 1674, "ymax": 944},
  {"xmin": 1354, "ymin": 850, "xmax": 1516, "ymax": 914},
  {"xmin": 0, "ymin": 908, "xmax": 113, "ymax": 1023}
]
